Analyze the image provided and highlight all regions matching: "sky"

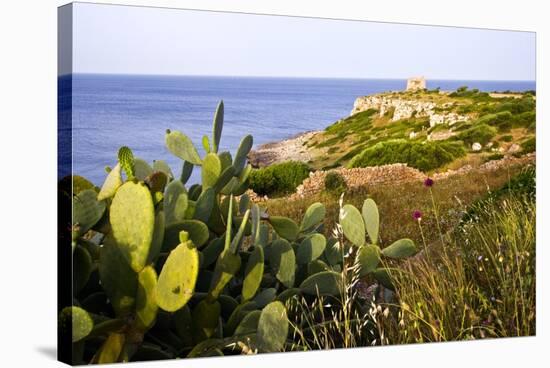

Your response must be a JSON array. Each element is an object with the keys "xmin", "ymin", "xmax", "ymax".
[{"xmin": 64, "ymin": 2, "xmax": 536, "ymax": 81}]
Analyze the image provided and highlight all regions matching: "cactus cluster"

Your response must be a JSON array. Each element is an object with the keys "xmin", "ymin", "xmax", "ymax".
[{"xmin": 60, "ymin": 101, "xmax": 417, "ymax": 364}]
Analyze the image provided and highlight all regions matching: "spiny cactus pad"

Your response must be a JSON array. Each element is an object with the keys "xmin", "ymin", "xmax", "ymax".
[
  {"xmin": 194, "ymin": 187, "xmax": 215, "ymax": 223},
  {"xmin": 180, "ymin": 160, "xmax": 194, "ymax": 184},
  {"xmin": 234, "ymin": 310, "xmax": 261, "ymax": 336},
  {"xmin": 95, "ymin": 332, "xmax": 125, "ymax": 364},
  {"xmin": 134, "ymin": 158, "xmax": 154, "ymax": 181},
  {"xmin": 299, "ymin": 271, "xmax": 343, "ymax": 296},
  {"xmin": 340, "ymin": 204, "xmax": 366, "ymax": 247},
  {"xmin": 373, "ymin": 267, "xmax": 395, "ymax": 290},
  {"xmin": 163, "ymin": 220, "xmax": 209, "ymax": 250},
  {"xmin": 147, "ymin": 210, "xmax": 165, "ymax": 264},
  {"xmin": 165, "ymin": 130, "xmax": 203, "ymax": 165},
  {"xmin": 212, "ymin": 100, "xmax": 224, "ymax": 153},
  {"xmin": 60, "ymin": 306, "xmax": 94, "ymax": 343},
  {"xmin": 136, "ymin": 266, "xmax": 159, "ymax": 331},
  {"xmin": 152, "ymin": 159, "xmax": 174, "ymax": 179},
  {"xmin": 164, "ymin": 180, "xmax": 188, "ymax": 225},
  {"xmin": 110, "ymin": 181, "xmax": 155, "ymax": 272},
  {"xmin": 256, "ymin": 301, "xmax": 288, "ymax": 352},
  {"xmin": 99, "ymin": 236, "xmax": 138, "ymax": 316},
  {"xmin": 156, "ymin": 240, "xmax": 199, "ymax": 312},
  {"xmin": 242, "ymin": 246, "xmax": 265, "ymax": 301},
  {"xmin": 269, "ymin": 216, "xmax": 299, "ymax": 242},
  {"xmin": 381, "ymin": 238, "xmax": 416, "ymax": 258},
  {"xmin": 296, "ymin": 233, "xmax": 327, "ymax": 264},
  {"xmin": 362, "ymin": 198, "xmax": 380, "ymax": 244},
  {"xmin": 117, "ymin": 146, "xmax": 135, "ymax": 180},
  {"xmin": 73, "ymin": 245, "xmax": 92, "ymax": 294},
  {"xmin": 192, "ymin": 299, "xmax": 221, "ymax": 342},
  {"xmin": 356, "ymin": 244, "xmax": 381, "ymax": 276},
  {"xmin": 269, "ymin": 239, "xmax": 296, "ymax": 288},
  {"xmin": 300, "ymin": 202, "xmax": 326, "ymax": 232},
  {"xmin": 97, "ymin": 163, "xmax": 122, "ymax": 201},
  {"xmin": 202, "ymin": 153, "xmax": 222, "ymax": 189},
  {"xmin": 73, "ymin": 189, "xmax": 106, "ymax": 238},
  {"xmin": 233, "ymin": 134, "xmax": 253, "ymax": 175},
  {"xmin": 209, "ymin": 249, "xmax": 241, "ymax": 300}
]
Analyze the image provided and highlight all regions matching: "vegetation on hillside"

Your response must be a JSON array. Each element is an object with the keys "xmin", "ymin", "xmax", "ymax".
[{"xmin": 249, "ymin": 161, "xmax": 311, "ymax": 197}]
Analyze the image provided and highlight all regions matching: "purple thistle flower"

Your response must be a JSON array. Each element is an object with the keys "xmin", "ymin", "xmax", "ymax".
[
  {"xmin": 424, "ymin": 177, "xmax": 434, "ymax": 187},
  {"xmin": 413, "ymin": 210, "xmax": 422, "ymax": 221}
]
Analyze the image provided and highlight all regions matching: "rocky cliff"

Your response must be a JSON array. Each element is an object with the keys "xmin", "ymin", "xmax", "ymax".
[{"xmin": 351, "ymin": 94, "xmax": 469, "ymax": 127}]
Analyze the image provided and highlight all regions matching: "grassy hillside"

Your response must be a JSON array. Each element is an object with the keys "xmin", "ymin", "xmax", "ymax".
[{"xmin": 304, "ymin": 87, "xmax": 536, "ymax": 171}]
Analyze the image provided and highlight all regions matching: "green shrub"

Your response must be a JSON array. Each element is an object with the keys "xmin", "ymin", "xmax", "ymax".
[
  {"xmin": 324, "ymin": 172, "xmax": 347, "ymax": 195},
  {"xmin": 501, "ymin": 135, "xmax": 513, "ymax": 142},
  {"xmin": 521, "ymin": 137, "xmax": 536, "ymax": 153},
  {"xmin": 348, "ymin": 139, "xmax": 466, "ymax": 172},
  {"xmin": 485, "ymin": 153, "xmax": 504, "ymax": 162},
  {"xmin": 477, "ymin": 111, "xmax": 513, "ymax": 131},
  {"xmin": 249, "ymin": 161, "xmax": 311, "ymax": 196},
  {"xmin": 456, "ymin": 123, "xmax": 497, "ymax": 145}
]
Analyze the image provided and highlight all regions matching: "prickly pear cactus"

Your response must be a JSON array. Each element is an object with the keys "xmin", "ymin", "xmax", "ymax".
[
  {"xmin": 110, "ymin": 181, "xmax": 155, "ymax": 272},
  {"xmin": 156, "ymin": 240, "xmax": 199, "ymax": 312},
  {"xmin": 117, "ymin": 146, "xmax": 135, "ymax": 180}
]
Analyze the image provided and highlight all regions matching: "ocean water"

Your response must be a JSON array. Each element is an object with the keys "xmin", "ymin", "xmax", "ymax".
[{"xmin": 59, "ymin": 74, "xmax": 535, "ymax": 185}]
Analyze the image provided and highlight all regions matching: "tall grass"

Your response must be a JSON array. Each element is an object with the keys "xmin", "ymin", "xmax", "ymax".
[{"xmin": 282, "ymin": 168, "xmax": 535, "ymax": 348}]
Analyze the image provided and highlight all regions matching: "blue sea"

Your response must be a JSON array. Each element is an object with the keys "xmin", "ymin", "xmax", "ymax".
[{"xmin": 58, "ymin": 74, "xmax": 535, "ymax": 185}]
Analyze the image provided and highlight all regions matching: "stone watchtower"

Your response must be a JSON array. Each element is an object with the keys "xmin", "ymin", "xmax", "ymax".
[{"xmin": 406, "ymin": 76, "xmax": 426, "ymax": 91}]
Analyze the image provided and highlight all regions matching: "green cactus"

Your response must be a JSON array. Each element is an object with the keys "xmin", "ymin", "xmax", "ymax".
[
  {"xmin": 212, "ymin": 100, "xmax": 224, "ymax": 153},
  {"xmin": 307, "ymin": 259, "xmax": 330, "ymax": 275},
  {"xmin": 234, "ymin": 310, "xmax": 261, "ymax": 336},
  {"xmin": 134, "ymin": 158, "xmax": 154, "ymax": 181},
  {"xmin": 201, "ymin": 236, "xmax": 225, "ymax": 269},
  {"xmin": 340, "ymin": 203, "xmax": 366, "ymax": 247},
  {"xmin": 269, "ymin": 216, "xmax": 299, "ymax": 242},
  {"xmin": 381, "ymin": 238, "xmax": 416, "ymax": 258},
  {"xmin": 59, "ymin": 306, "xmax": 94, "ymax": 343},
  {"xmin": 98, "ymin": 163, "xmax": 122, "ymax": 201},
  {"xmin": 202, "ymin": 153, "xmax": 222, "ymax": 188},
  {"xmin": 194, "ymin": 187, "xmax": 215, "ymax": 223},
  {"xmin": 362, "ymin": 198, "xmax": 380, "ymax": 244},
  {"xmin": 94, "ymin": 332, "xmax": 125, "ymax": 364},
  {"xmin": 73, "ymin": 245, "xmax": 92, "ymax": 294},
  {"xmin": 233, "ymin": 134, "xmax": 253, "ymax": 175},
  {"xmin": 165, "ymin": 130, "xmax": 202, "ymax": 165},
  {"xmin": 110, "ymin": 181, "xmax": 155, "ymax": 272},
  {"xmin": 242, "ymin": 245, "xmax": 265, "ymax": 301},
  {"xmin": 296, "ymin": 233, "xmax": 326, "ymax": 264},
  {"xmin": 164, "ymin": 180, "xmax": 188, "ymax": 225},
  {"xmin": 180, "ymin": 160, "xmax": 194, "ymax": 184},
  {"xmin": 164, "ymin": 220, "xmax": 209, "ymax": 250},
  {"xmin": 225, "ymin": 301, "xmax": 259, "ymax": 336},
  {"xmin": 117, "ymin": 146, "xmax": 135, "ymax": 180},
  {"xmin": 192, "ymin": 299, "xmax": 221, "ymax": 342},
  {"xmin": 156, "ymin": 239, "xmax": 199, "ymax": 312},
  {"xmin": 73, "ymin": 189, "xmax": 106, "ymax": 239},
  {"xmin": 356, "ymin": 244, "xmax": 381, "ymax": 276},
  {"xmin": 135, "ymin": 266, "xmax": 159, "ymax": 331},
  {"xmin": 269, "ymin": 238, "xmax": 296, "ymax": 288},
  {"xmin": 202, "ymin": 135, "xmax": 211, "ymax": 154},
  {"xmin": 209, "ymin": 249, "xmax": 241, "ymax": 300},
  {"xmin": 99, "ymin": 236, "xmax": 138, "ymax": 316},
  {"xmin": 256, "ymin": 301, "xmax": 288, "ymax": 352},
  {"xmin": 300, "ymin": 202, "xmax": 326, "ymax": 232},
  {"xmin": 299, "ymin": 271, "xmax": 343, "ymax": 296}
]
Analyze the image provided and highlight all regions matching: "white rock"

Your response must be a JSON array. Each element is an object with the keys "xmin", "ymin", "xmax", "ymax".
[
  {"xmin": 472, "ymin": 142, "xmax": 482, "ymax": 151},
  {"xmin": 409, "ymin": 131, "xmax": 417, "ymax": 139},
  {"xmin": 508, "ymin": 144, "xmax": 520, "ymax": 153}
]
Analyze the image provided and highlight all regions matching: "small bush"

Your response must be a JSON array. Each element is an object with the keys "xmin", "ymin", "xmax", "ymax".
[
  {"xmin": 249, "ymin": 161, "xmax": 311, "ymax": 197},
  {"xmin": 485, "ymin": 153, "xmax": 504, "ymax": 162},
  {"xmin": 456, "ymin": 123, "xmax": 497, "ymax": 145},
  {"xmin": 348, "ymin": 139, "xmax": 466, "ymax": 172},
  {"xmin": 477, "ymin": 111, "xmax": 513, "ymax": 131},
  {"xmin": 521, "ymin": 137, "xmax": 536, "ymax": 153},
  {"xmin": 324, "ymin": 171, "xmax": 347, "ymax": 195},
  {"xmin": 501, "ymin": 135, "xmax": 513, "ymax": 142}
]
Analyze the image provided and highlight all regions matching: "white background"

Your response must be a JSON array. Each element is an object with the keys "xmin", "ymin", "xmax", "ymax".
[{"xmin": 0, "ymin": 0, "xmax": 546, "ymax": 367}]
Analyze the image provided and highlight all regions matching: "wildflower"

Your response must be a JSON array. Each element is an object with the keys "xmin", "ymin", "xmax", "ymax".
[
  {"xmin": 424, "ymin": 177, "xmax": 434, "ymax": 187},
  {"xmin": 413, "ymin": 210, "xmax": 422, "ymax": 221}
]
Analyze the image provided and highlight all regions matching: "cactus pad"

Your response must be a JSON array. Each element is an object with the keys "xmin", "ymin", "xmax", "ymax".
[
  {"xmin": 164, "ymin": 180, "xmax": 188, "ymax": 225},
  {"xmin": 340, "ymin": 204, "xmax": 366, "ymax": 247},
  {"xmin": 269, "ymin": 216, "xmax": 299, "ymax": 241},
  {"xmin": 242, "ymin": 245, "xmax": 264, "ymax": 301},
  {"xmin": 73, "ymin": 189, "xmax": 106, "ymax": 238},
  {"xmin": 212, "ymin": 100, "xmax": 224, "ymax": 153},
  {"xmin": 134, "ymin": 158, "xmax": 154, "ymax": 181},
  {"xmin": 165, "ymin": 130, "xmax": 202, "ymax": 165},
  {"xmin": 136, "ymin": 265, "xmax": 159, "ymax": 331},
  {"xmin": 194, "ymin": 187, "xmax": 215, "ymax": 223},
  {"xmin": 163, "ymin": 220, "xmax": 209, "ymax": 250},
  {"xmin": 98, "ymin": 163, "xmax": 122, "ymax": 201},
  {"xmin": 296, "ymin": 233, "xmax": 326, "ymax": 264},
  {"xmin": 202, "ymin": 153, "xmax": 222, "ymax": 188},
  {"xmin": 300, "ymin": 202, "xmax": 326, "ymax": 232},
  {"xmin": 256, "ymin": 301, "xmax": 288, "ymax": 352},
  {"xmin": 356, "ymin": 244, "xmax": 381, "ymax": 276},
  {"xmin": 299, "ymin": 271, "xmax": 343, "ymax": 296},
  {"xmin": 110, "ymin": 181, "xmax": 155, "ymax": 272},
  {"xmin": 269, "ymin": 239, "xmax": 296, "ymax": 288},
  {"xmin": 233, "ymin": 134, "xmax": 253, "ymax": 174},
  {"xmin": 117, "ymin": 146, "xmax": 135, "ymax": 180},
  {"xmin": 192, "ymin": 299, "xmax": 221, "ymax": 342},
  {"xmin": 381, "ymin": 238, "xmax": 417, "ymax": 259},
  {"xmin": 362, "ymin": 198, "xmax": 380, "ymax": 244},
  {"xmin": 156, "ymin": 240, "xmax": 199, "ymax": 312},
  {"xmin": 152, "ymin": 159, "xmax": 174, "ymax": 179},
  {"xmin": 59, "ymin": 306, "xmax": 94, "ymax": 343}
]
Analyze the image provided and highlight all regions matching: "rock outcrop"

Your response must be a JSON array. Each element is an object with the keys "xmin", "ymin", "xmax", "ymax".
[{"xmin": 351, "ymin": 94, "xmax": 469, "ymax": 127}]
